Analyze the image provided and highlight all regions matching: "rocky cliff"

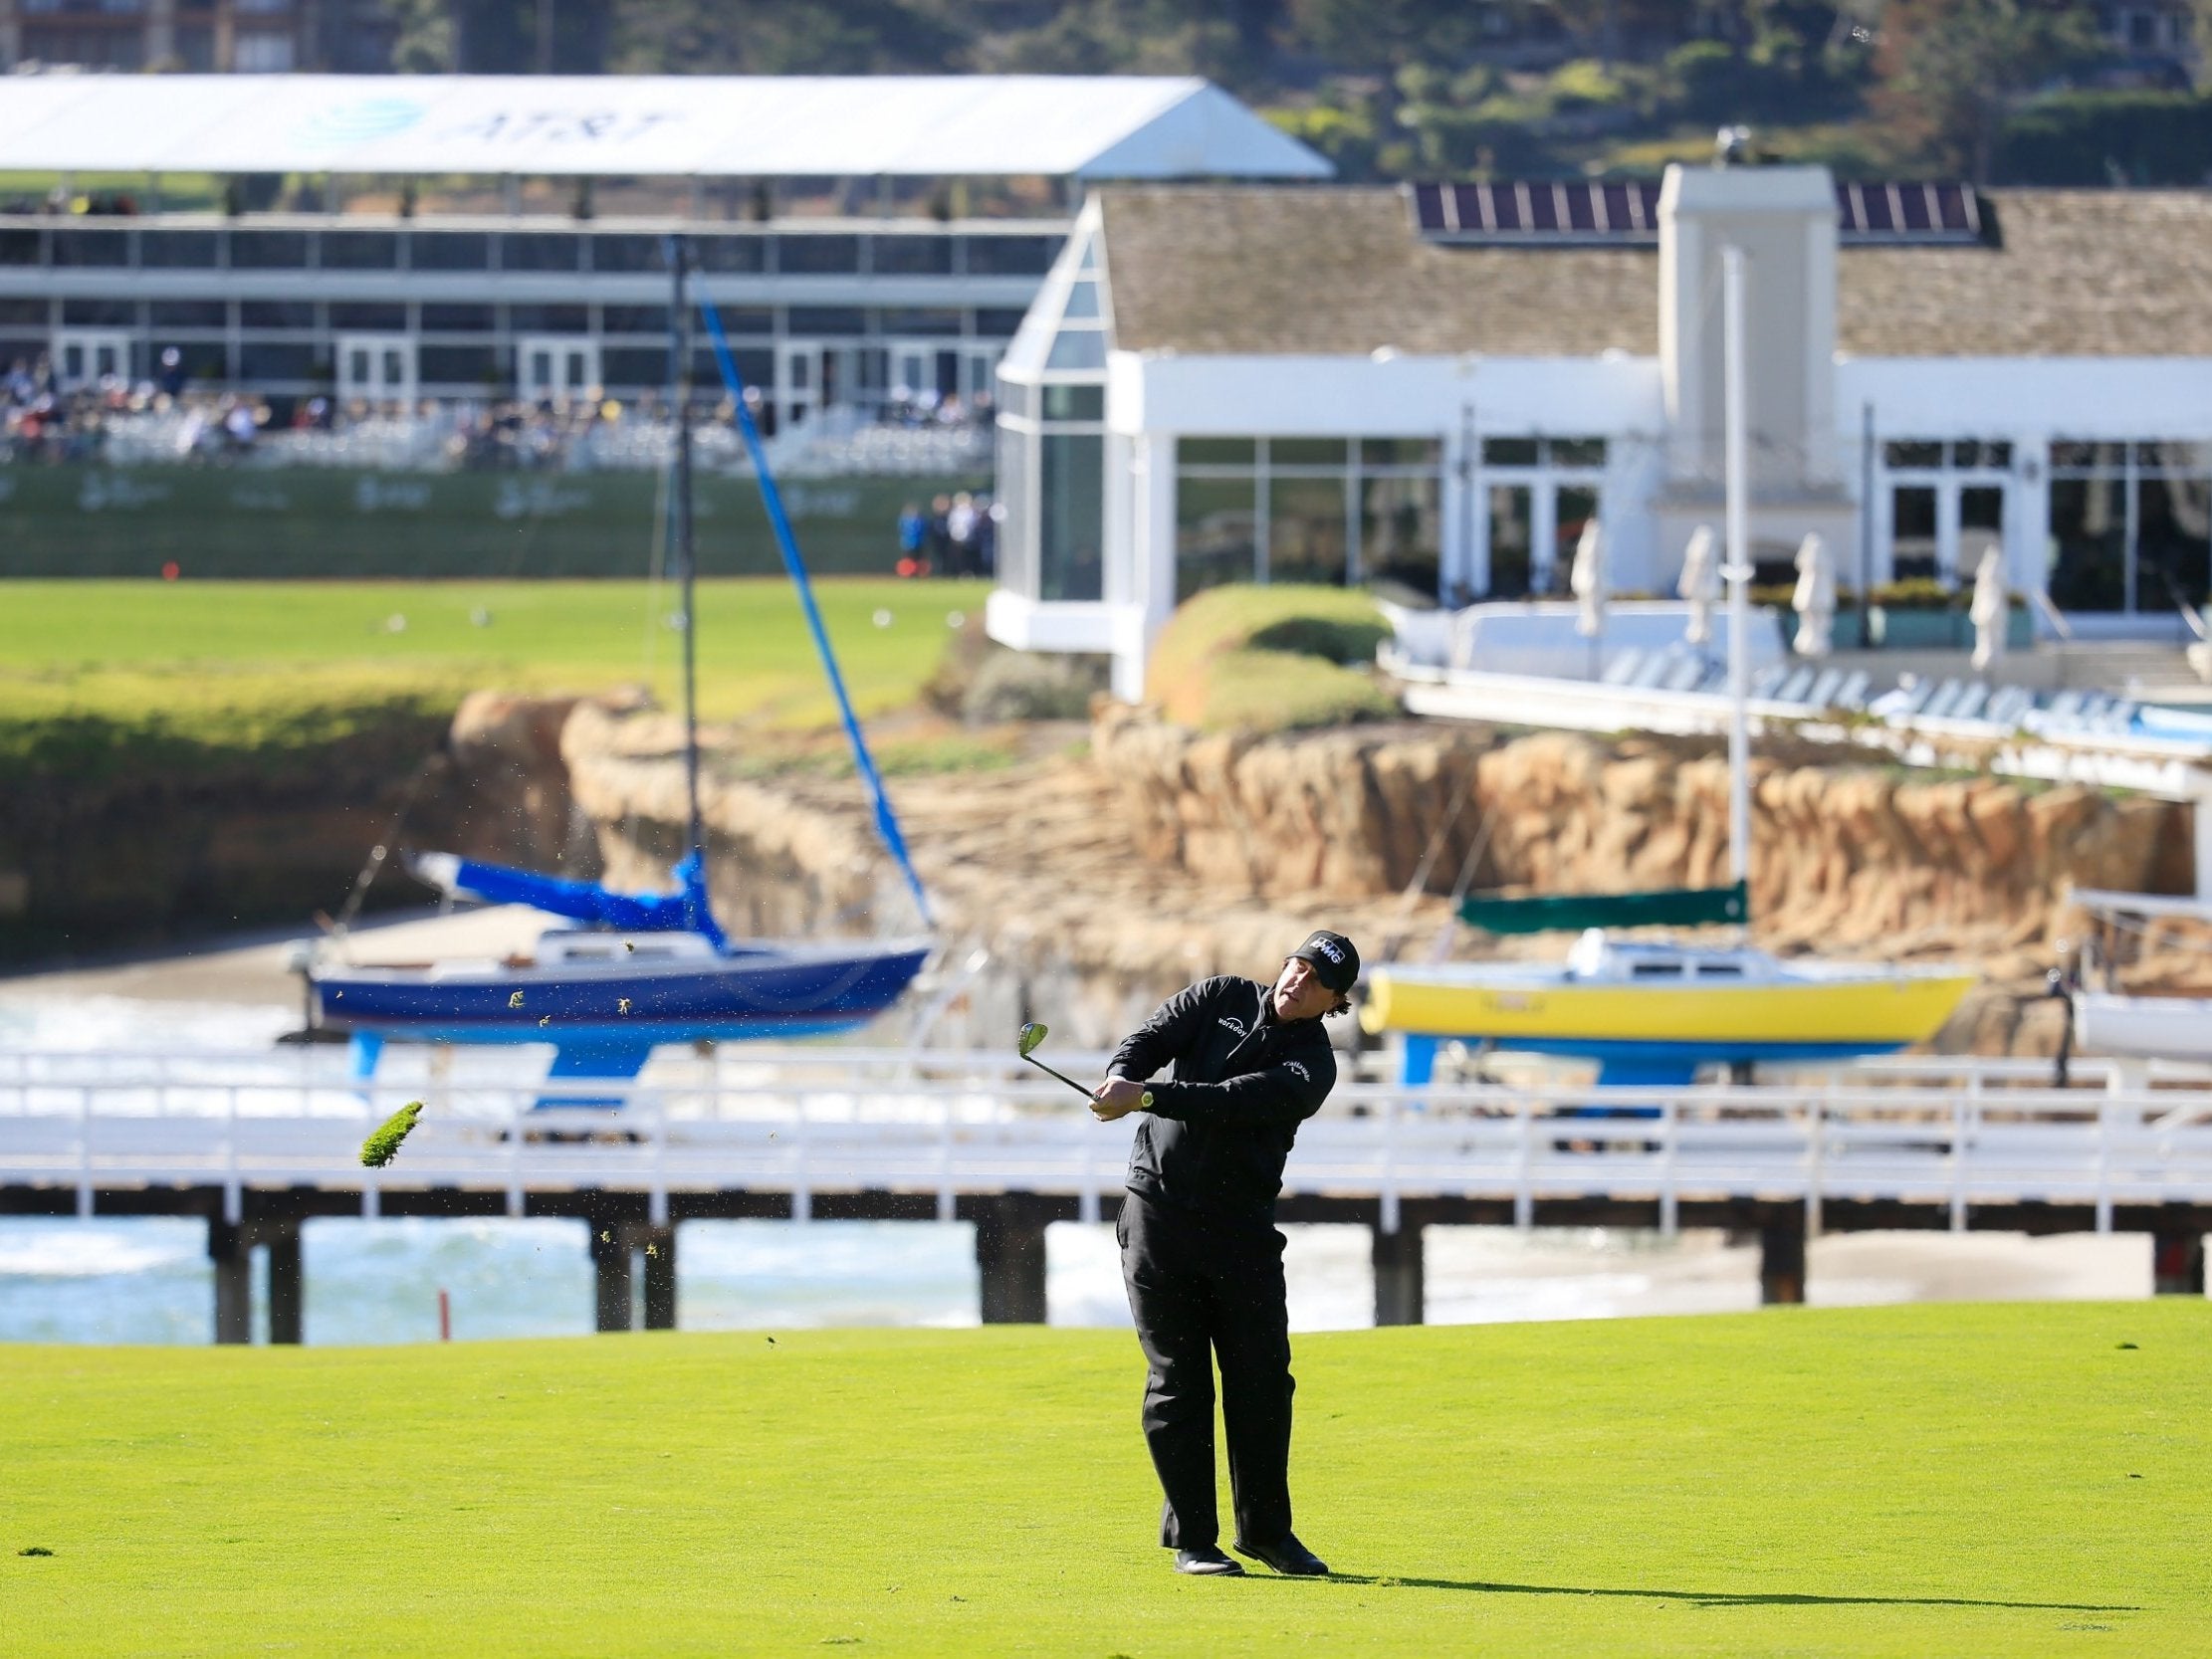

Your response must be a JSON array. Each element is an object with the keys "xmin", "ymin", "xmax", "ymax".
[{"xmin": 545, "ymin": 698, "xmax": 2205, "ymax": 1060}]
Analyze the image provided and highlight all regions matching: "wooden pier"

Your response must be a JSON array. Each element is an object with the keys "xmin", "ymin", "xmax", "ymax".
[{"xmin": 3, "ymin": 1049, "xmax": 2209, "ymax": 1339}]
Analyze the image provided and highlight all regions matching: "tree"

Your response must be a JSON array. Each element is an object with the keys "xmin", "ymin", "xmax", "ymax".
[{"xmin": 1870, "ymin": 0, "xmax": 2100, "ymax": 180}]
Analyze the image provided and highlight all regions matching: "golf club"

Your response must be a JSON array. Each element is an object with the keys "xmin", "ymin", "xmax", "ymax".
[{"xmin": 1017, "ymin": 1021, "xmax": 1150, "ymax": 1109}]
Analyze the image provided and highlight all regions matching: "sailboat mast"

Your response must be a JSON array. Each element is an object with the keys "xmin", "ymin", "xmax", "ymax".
[
  {"xmin": 669, "ymin": 236, "xmax": 704, "ymax": 860},
  {"xmin": 1721, "ymin": 244, "xmax": 1751, "ymax": 890}
]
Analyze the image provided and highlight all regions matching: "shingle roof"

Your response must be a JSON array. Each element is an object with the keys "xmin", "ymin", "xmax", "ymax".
[{"xmin": 1096, "ymin": 184, "xmax": 2212, "ymax": 358}]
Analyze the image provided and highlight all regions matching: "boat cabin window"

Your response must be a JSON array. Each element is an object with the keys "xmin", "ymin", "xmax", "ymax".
[
  {"xmin": 1694, "ymin": 963, "xmax": 1745, "ymax": 977},
  {"xmin": 1630, "ymin": 961, "xmax": 1682, "ymax": 977}
]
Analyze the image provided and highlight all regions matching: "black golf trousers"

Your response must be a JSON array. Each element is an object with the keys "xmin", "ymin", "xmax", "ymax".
[{"xmin": 1117, "ymin": 1192, "xmax": 1296, "ymax": 1551}]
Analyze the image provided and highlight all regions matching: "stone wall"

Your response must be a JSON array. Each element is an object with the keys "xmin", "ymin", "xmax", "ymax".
[{"xmin": 1090, "ymin": 706, "xmax": 2194, "ymax": 965}]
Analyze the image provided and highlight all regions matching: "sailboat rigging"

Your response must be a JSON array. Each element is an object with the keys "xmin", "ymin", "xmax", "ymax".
[{"xmin": 310, "ymin": 237, "xmax": 934, "ymax": 1086}]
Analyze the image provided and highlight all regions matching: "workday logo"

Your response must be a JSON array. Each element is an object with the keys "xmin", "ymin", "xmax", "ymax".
[
  {"xmin": 295, "ymin": 98, "xmax": 426, "ymax": 149},
  {"xmin": 1217, "ymin": 1016, "xmax": 1247, "ymax": 1037}
]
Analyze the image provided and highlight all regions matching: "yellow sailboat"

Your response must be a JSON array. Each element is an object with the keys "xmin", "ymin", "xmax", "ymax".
[{"xmin": 1361, "ymin": 929, "xmax": 1977, "ymax": 1084}]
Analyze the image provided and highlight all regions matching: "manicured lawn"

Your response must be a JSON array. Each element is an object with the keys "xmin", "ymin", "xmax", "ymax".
[
  {"xmin": 5, "ymin": 1302, "xmax": 2206, "ymax": 1657},
  {"xmin": 0, "ymin": 578, "xmax": 989, "ymax": 733}
]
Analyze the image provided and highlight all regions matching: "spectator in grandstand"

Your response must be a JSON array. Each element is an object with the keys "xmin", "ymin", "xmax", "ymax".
[
  {"xmin": 896, "ymin": 501, "xmax": 930, "ymax": 577},
  {"xmin": 928, "ymin": 494, "xmax": 954, "ymax": 572},
  {"xmin": 157, "ymin": 347, "xmax": 186, "ymax": 400},
  {"xmin": 947, "ymin": 491, "xmax": 980, "ymax": 575},
  {"xmin": 978, "ymin": 496, "xmax": 1000, "ymax": 578}
]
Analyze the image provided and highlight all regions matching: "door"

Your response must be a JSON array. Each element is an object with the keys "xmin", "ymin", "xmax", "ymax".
[
  {"xmin": 1554, "ymin": 484, "xmax": 1601, "ymax": 595},
  {"xmin": 1890, "ymin": 484, "xmax": 1940, "ymax": 583},
  {"xmin": 53, "ymin": 328, "xmax": 130, "ymax": 391},
  {"xmin": 518, "ymin": 336, "xmax": 598, "ymax": 405},
  {"xmin": 1486, "ymin": 484, "xmax": 1534, "ymax": 598},
  {"xmin": 336, "ymin": 334, "xmax": 416, "ymax": 408},
  {"xmin": 887, "ymin": 342, "xmax": 934, "ymax": 407},
  {"xmin": 1958, "ymin": 484, "xmax": 2005, "ymax": 583},
  {"xmin": 775, "ymin": 340, "xmax": 820, "ymax": 431}
]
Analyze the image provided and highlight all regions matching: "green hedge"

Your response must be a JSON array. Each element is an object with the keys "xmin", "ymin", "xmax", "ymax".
[
  {"xmin": 1996, "ymin": 92, "xmax": 2212, "ymax": 186},
  {"xmin": 0, "ymin": 466, "xmax": 986, "ymax": 578}
]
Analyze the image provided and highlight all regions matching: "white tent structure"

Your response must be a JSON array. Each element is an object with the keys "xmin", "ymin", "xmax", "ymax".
[{"xmin": 0, "ymin": 75, "xmax": 1331, "ymax": 181}]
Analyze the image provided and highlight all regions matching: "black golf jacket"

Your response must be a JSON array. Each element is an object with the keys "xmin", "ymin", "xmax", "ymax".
[{"xmin": 1107, "ymin": 974, "xmax": 1337, "ymax": 1225}]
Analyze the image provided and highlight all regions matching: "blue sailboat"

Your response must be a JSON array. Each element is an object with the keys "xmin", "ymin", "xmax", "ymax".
[{"xmin": 310, "ymin": 242, "xmax": 935, "ymax": 1087}]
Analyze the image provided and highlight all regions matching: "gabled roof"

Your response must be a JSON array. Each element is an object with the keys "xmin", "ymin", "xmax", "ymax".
[
  {"xmin": 0, "ymin": 75, "xmax": 1332, "ymax": 181},
  {"xmin": 1097, "ymin": 185, "xmax": 2212, "ymax": 358}
]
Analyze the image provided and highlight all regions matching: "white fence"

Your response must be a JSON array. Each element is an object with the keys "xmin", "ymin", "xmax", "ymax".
[{"xmin": 4, "ymin": 1049, "xmax": 2211, "ymax": 1237}]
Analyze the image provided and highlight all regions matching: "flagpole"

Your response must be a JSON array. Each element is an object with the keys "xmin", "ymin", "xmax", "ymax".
[{"xmin": 1722, "ymin": 244, "xmax": 1751, "ymax": 890}]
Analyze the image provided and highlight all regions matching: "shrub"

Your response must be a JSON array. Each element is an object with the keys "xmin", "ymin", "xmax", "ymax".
[
  {"xmin": 1144, "ymin": 585, "xmax": 1393, "ymax": 732},
  {"xmin": 1666, "ymin": 40, "xmax": 1742, "ymax": 123},
  {"xmin": 960, "ymin": 651, "xmax": 1097, "ymax": 725},
  {"xmin": 1198, "ymin": 651, "xmax": 1397, "ymax": 734}
]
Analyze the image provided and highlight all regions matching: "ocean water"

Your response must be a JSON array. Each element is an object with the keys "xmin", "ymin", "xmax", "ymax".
[
  {"xmin": 0, "ymin": 1214, "xmax": 1755, "ymax": 1345},
  {"xmin": 0, "ymin": 985, "xmax": 2159, "ymax": 1345}
]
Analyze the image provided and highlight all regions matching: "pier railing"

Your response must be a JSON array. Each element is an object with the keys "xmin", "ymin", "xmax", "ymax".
[{"xmin": 5, "ymin": 1049, "xmax": 2212, "ymax": 1237}]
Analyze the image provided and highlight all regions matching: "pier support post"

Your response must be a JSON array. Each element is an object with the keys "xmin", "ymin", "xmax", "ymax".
[
  {"xmin": 263, "ymin": 1222, "xmax": 304, "ymax": 1346},
  {"xmin": 632, "ymin": 1224, "xmax": 678, "ymax": 1331},
  {"xmin": 2152, "ymin": 1227, "xmax": 2205, "ymax": 1297},
  {"xmin": 1372, "ymin": 1221, "xmax": 1425, "ymax": 1327},
  {"xmin": 973, "ymin": 1194, "xmax": 1050, "ymax": 1325},
  {"xmin": 589, "ymin": 1224, "xmax": 635, "ymax": 1333},
  {"xmin": 208, "ymin": 1220, "xmax": 251, "ymax": 1345},
  {"xmin": 1759, "ymin": 1207, "xmax": 1807, "ymax": 1306}
]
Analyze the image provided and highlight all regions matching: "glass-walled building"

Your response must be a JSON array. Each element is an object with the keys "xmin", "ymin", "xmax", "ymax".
[{"xmin": 988, "ymin": 172, "xmax": 2212, "ymax": 700}]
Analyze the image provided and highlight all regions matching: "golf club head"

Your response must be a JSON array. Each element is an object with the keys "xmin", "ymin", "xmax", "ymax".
[{"xmin": 1016, "ymin": 1021, "xmax": 1048, "ymax": 1059}]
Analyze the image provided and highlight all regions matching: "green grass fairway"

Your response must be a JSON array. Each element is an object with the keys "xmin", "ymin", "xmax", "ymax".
[
  {"xmin": 0, "ymin": 578, "xmax": 990, "ymax": 734},
  {"xmin": 5, "ymin": 1303, "xmax": 2207, "ymax": 1657}
]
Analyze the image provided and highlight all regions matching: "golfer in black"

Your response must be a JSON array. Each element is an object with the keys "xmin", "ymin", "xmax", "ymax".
[{"xmin": 1089, "ymin": 929, "xmax": 1359, "ymax": 1577}]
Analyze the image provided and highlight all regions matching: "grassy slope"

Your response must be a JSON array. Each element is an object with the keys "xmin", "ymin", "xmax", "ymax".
[
  {"xmin": 4, "ymin": 1303, "xmax": 2206, "ymax": 1658},
  {"xmin": 0, "ymin": 578, "xmax": 992, "ymax": 739}
]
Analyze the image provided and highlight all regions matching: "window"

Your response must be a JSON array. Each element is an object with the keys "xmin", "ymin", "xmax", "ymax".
[
  {"xmin": 2049, "ymin": 440, "xmax": 2212, "ymax": 613},
  {"xmin": 779, "ymin": 235, "xmax": 861, "ymax": 275},
  {"xmin": 509, "ymin": 305, "xmax": 587, "ymax": 333},
  {"xmin": 151, "ymin": 301, "xmax": 226, "ymax": 328},
  {"xmin": 421, "ymin": 303, "xmax": 495, "ymax": 332},
  {"xmin": 238, "ymin": 341, "xmax": 317, "ymax": 381},
  {"xmin": 411, "ymin": 233, "xmax": 492, "ymax": 272},
  {"xmin": 52, "ymin": 231, "xmax": 129, "ymax": 268},
  {"xmin": 323, "ymin": 232, "xmax": 399, "ymax": 271},
  {"xmin": 504, "ymin": 233, "xmax": 581, "ymax": 273},
  {"xmin": 872, "ymin": 236, "xmax": 953, "ymax": 275},
  {"xmin": 967, "ymin": 236, "xmax": 1060, "ymax": 276},
  {"xmin": 139, "ymin": 230, "xmax": 219, "ymax": 268},
  {"xmin": 1039, "ymin": 433, "xmax": 1105, "ymax": 601},
  {"xmin": 230, "ymin": 231, "xmax": 310, "ymax": 269},
  {"xmin": 0, "ymin": 230, "xmax": 41, "ymax": 267},
  {"xmin": 601, "ymin": 307, "xmax": 670, "ymax": 336},
  {"xmin": 419, "ymin": 344, "xmax": 501, "ymax": 387},
  {"xmin": 589, "ymin": 235, "xmax": 662, "ymax": 274},
  {"xmin": 697, "ymin": 236, "xmax": 768, "ymax": 275},
  {"xmin": 1174, "ymin": 436, "xmax": 1444, "ymax": 598},
  {"xmin": 330, "ymin": 302, "xmax": 405, "ymax": 330},
  {"xmin": 241, "ymin": 301, "xmax": 315, "ymax": 329}
]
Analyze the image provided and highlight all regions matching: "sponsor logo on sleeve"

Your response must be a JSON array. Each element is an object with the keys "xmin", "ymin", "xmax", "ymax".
[
  {"xmin": 1284, "ymin": 1060, "xmax": 1311, "ymax": 1082},
  {"xmin": 1217, "ymin": 1016, "xmax": 1247, "ymax": 1036}
]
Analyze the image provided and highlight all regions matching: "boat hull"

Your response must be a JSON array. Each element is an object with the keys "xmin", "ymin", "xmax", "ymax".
[
  {"xmin": 1363, "ymin": 971, "xmax": 1977, "ymax": 1056},
  {"xmin": 2073, "ymin": 991, "xmax": 2212, "ymax": 1061},
  {"xmin": 314, "ymin": 940, "xmax": 933, "ymax": 1044}
]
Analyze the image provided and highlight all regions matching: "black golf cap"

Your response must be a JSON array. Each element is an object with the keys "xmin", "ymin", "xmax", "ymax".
[{"xmin": 1288, "ymin": 930, "xmax": 1360, "ymax": 993}]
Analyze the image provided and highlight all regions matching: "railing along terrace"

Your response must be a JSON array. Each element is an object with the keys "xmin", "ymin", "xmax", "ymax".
[{"xmin": 5, "ymin": 1051, "xmax": 2211, "ymax": 1240}]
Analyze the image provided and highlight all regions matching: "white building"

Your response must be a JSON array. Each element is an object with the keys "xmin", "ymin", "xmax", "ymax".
[
  {"xmin": 987, "ymin": 164, "xmax": 2212, "ymax": 699},
  {"xmin": 0, "ymin": 75, "xmax": 1326, "ymax": 412}
]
